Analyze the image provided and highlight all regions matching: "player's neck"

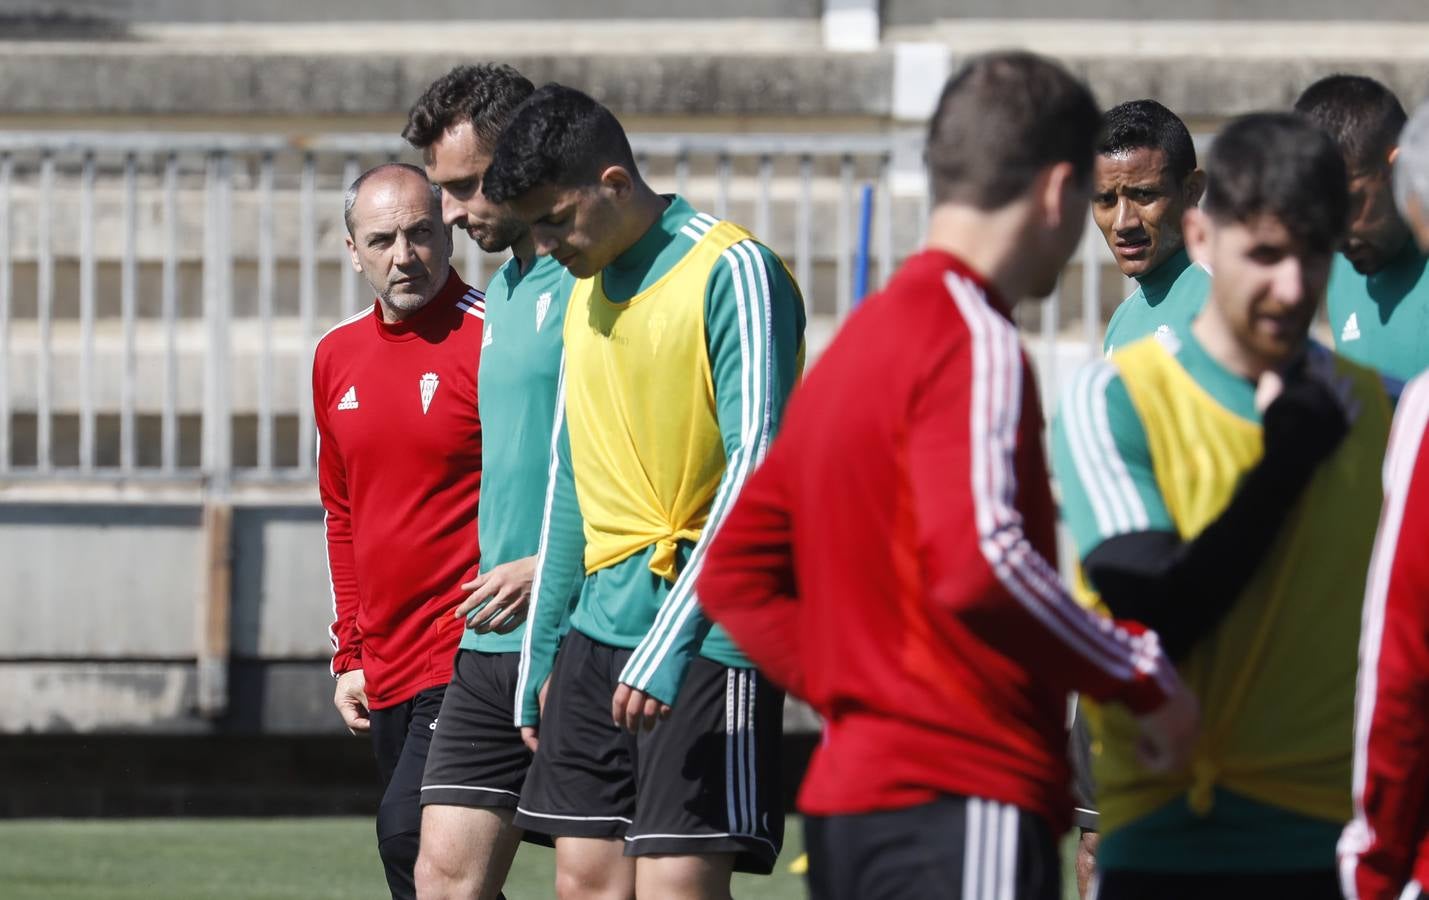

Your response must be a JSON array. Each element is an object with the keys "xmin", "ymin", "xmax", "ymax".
[
  {"xmin": 1191, "ymin": 301, "xmax": 1283, "ymax": 381},
  {"xmin": 511, "ymin": 230, "xmax": 538, "ymax": 274},
  {"xmin": 925, "ymin": 202, "xmax": 1037, "ymax": 306},
  {"xmin": 622, "ymin": 184, "xmax": 670, "ymax": 249}
]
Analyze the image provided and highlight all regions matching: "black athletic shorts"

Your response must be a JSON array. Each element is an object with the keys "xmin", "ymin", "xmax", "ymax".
[
  {"xmin": 513, "ymin": 629, "xmax": 785, "ymax": 875},
  {"xmin": 804, "ymin": 794, "xmax": 1060, "ymax": 900},
  {"xmin": 1070, "ymin": 701, "xmax": 1099, "ymax": 831},
  {"xmin": 421, "ymin": 649, "xmax": 532, "ymax": 811}
]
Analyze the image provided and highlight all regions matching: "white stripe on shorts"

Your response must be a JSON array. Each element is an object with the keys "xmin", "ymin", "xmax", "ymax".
[
  {"xmin": 420, "ymin": 784, "xmax": 520, "ymax": 798},
  {"xmin": 514, "ymin": 806, "xmax": 632, "ymax": 824}
]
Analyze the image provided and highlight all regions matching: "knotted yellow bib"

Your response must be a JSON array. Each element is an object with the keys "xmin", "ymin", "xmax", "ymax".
[
  {"xmin": 1077, "ymin": 338, "xmax": 1388, "ymax": 834},
  {"xmin": 561, "ymin": 220, "xmax": 752, "ymax": 581}
]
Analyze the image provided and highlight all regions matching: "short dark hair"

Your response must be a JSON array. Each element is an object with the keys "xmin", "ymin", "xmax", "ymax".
[
  {"xmin": 1202, "ymin": 112, "xmax": 1348, "ymax": 253},
  {"xmin": 1294, "ymin": 74, "xmax": 1407, "ymax": 174},
  {"xmin": 1099, "ymin": 99, "xmax": 1197, "ymax": 182},
  {"xmin": 481, "ymin": 83, "xmax": 638, "ymax": 204},
  {"xmin": 401, "ymin": 63, "xmax": 535, "ymax": 151},
  {"xmin": 926, "ymin": 51, "xmax": 1102, "ymax": 209},
  {"xmin": 343, "ymin": 162, "xmax": 438, "ymax": 236}
]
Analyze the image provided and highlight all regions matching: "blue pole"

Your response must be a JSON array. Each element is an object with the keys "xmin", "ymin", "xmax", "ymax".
[{"xmin": 853, "ymin": 183, "xmax": 874, "ymax": 307}]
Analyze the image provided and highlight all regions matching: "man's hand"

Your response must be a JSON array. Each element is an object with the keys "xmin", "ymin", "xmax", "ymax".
[
  {"xmin": 455, "ymin": 556, "xmax": 537, "ymax": 635},
  {"xmin": 520, "ymin": 677, "xmax": 551, "ymax": 753},
  {"xmin": 1135, "ymin": 678, "xmax": 1199, "ymax": 773},
  {"xmin": 1257, "ymin": 347, "xmax": 1360, "ymax": 471},
  {"xmin": 334, "ymin": 668, "xmax": 370, "ymax": 735},
  {"xmin": 612, "ymin": 682, "xmax": 671, "ymax": 734},
  {"xmin": 1075, "ymin": 831, "xmax": 1100, "ymax": 900}
]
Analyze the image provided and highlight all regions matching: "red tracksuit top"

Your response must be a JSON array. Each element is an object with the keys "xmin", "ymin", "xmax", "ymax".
[
  {"xmin": 1342, "ymin": 373, "xmax": 1429, "ymax": 900},
  {"xmin": 314, "ymin": 270, "xmax": 484, "ymax": 710},
  {"xmin": 700, "ymin": 249, "xmax": 1176, "ymax": 830}
]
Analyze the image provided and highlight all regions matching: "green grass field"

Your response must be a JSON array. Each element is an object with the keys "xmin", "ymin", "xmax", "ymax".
[{"xmin": 0, "ymin": 817, "xmax": 1080, "ymax": 899}]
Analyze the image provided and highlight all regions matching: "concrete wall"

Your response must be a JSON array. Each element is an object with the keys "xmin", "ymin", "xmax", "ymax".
[
  {"xmin": 0, "ymin": 51, "xmax": 892, "ymax": 119},
  {"xmin": 3, "ymin": 0, "xmax": 818, "ymax": 25},
  {"xmin": 3, "ymin": 44, "xmax": 1427, "ymax": 124},
  {"xmin": 0, "ymin": 501, "xmax": 340, "ymax": 734},
  {"xmin": 0, "ymin": 502, "xmax": 332, "ymax": 660},
  {"xmin": 0, "ymin": 500, "xmax": 825, "ymax": 736},
  {"xmin": 888, "ymin": 0, "xmax": 1429, "ymax": 22},
  {"xmin": 13, "ymin": 0, "xmax": 1429, "ymax": 25}
]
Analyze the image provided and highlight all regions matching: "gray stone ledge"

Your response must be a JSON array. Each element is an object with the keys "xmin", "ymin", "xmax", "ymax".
[
  {"xmin": 0, "ymin": 50, "xmax": 892, "ymax": 118},
  {"xmin": 4, "ymin": 45, "xmax": 1429, "ymax": 122}
]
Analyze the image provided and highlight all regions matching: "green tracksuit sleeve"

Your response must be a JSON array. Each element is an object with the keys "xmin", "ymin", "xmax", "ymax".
[
  {"xmin": 514, "ymin": 355, "xmax": 587, "ymax": 728},
  {"xmin": 617, "ymin": 240, "xmax": 807, "ymax": 706},
  {"xmin": 1050, "ymin": 359, "xmax": 1174, "ymax": 561}
]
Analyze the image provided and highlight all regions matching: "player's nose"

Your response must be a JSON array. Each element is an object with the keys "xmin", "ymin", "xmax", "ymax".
[
  {"xmin": 1113, "ymin": 197, "xmax": 1141, "ymax": 234},
  {"xmin": 440, "ymin": 191, "xmax": 466, "ymax": 229},
  {"xmin": 391, "ymin": 232, "xmax": 416, "ymax": 266},
  {"xmin": 1269, "ymin": 258, "xmax": 1308, "ymax": 308},
  {"xmin": 531, "ymin": 227, "xmax": 560, "ymax": 256}
]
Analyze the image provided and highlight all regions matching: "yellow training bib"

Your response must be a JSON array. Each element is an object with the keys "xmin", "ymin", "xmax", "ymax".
[
  {"xmin": 561, "ymin": 220, "xmax": 753, "ymax": 581},
  {"xmin": 1078, "ymin": 338, "xmax": 1388, "ymax": 834}
]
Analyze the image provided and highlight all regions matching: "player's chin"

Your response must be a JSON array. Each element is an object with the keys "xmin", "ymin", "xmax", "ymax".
[
  {"xmin": 1026, "ymin": 274, "xmax": 1061, "ymax": 301},
  {"xmin": 474, "ymin": 227, "xmax": 518, "ymax": 255},
  {"xmin": 1252, "ymin": 327, "xmax": 1308, "ymax": 367},
  {"xmin": 1344, "ymin": 245, "xmax": 1382, "ymax": 275},
  {"xmin": 387, "ymin": 287, "xmax": 431, "ymax": 311},
  {"xmin": 559, "ymin": 259, "xmax": 597, "ymax": 279}
]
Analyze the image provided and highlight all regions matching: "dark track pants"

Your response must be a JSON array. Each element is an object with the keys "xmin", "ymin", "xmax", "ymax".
[{"xmin": 370, "ymin": 686, "xmax": 444, "ymax": 900}]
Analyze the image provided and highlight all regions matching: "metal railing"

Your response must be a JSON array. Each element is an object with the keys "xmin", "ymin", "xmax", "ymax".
[{"xmin": 0, "ymin": 130, "xmax": 1123, "ymax": 490}]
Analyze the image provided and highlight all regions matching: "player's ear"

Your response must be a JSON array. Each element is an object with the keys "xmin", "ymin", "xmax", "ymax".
[
  {"xmin": 1184, "ymin": 168, "xmax": 1206, "ymax": 208},
  {"xmin": 1182, "ymin": 207, "xmax": 1212, "ymax": 268},
  {"xmin": 1039, "ymin": 160, "xmax": 1077, "ymax": 231},
  {"xmin": 599, "ymin": 165, "xmax": 634, "ymax": 200},
  {"xmin": 345, "ymin": 235, "xmax": 363, "ymax": 274}
]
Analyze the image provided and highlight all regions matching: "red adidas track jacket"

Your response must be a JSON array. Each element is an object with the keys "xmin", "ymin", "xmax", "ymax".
[
  {"xmin": 314, "ymin": 271, "xmax": 484, "ymax": 709},
  {"xmin": 1341, "ymin": 373, "xmax": 1429, "ymax": 900},
  {"xmin": 700, "ymin": 249, "xmax": 1177, "ymax": 831}
]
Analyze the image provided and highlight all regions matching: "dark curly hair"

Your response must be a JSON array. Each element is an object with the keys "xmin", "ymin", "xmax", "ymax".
[
  {"xmin": 1099, "ymin": 99, "xmax": 1198, "ymax": 182},
  {"xmin": 481, "ymin": 83, "xmax": 637, "ymax": 204},
  {"xmin": 402, "ymin": 64, "xmax": 535, "ymax": 151}
]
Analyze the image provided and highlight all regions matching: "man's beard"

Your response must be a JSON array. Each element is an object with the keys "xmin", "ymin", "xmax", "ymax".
[
  {"xmin": 472, "ymin": 219, "xmax": 525, "ymax": 254},
  {"xmin": 381, "ymin": 282, "xmax": 435, "ymax": 315}
]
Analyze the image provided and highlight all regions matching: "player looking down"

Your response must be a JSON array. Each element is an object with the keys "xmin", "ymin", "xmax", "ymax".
[
  {"xmin": 485, "ymin": 84, "xmax": 807, "ymax": 900},
  {"xmin": 400, "ymin": 63, "xmax": 570, "ymax": 900},
  {"xmin": 1298, "ymin": 75, "xmax": 1429, "ymax": 385}
]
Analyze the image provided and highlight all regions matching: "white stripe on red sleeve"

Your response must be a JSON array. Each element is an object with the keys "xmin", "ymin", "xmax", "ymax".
[
  {"xmin": 944, "ymin": 271, "xmax": 1177, "ymax": 696},
  {"xmin": 1341, "ymin": 374, "xmax": 1429, "ymax": 898}
]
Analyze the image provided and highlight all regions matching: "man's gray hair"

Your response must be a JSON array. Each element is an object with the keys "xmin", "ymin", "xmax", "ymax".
[
  {"xmin": 343, "ymin": 162, "xmax": 441, "ymax": 236},
  {"xmin": 1394, "ymin": 102, "xmax": 1429, "ymax": 222}
]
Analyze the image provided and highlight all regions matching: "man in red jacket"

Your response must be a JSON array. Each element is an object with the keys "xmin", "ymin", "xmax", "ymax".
[
  {"xmin": 1340, "ymin": 369, "xmax": 1429, "ymax": 900},
  {"xmin": 699, "ymin": 51, "xmax": 1197, "ymax": 900},
  {"xmin": 314, "ymin": 162, "xmax": 484, "ymax": 899}
]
